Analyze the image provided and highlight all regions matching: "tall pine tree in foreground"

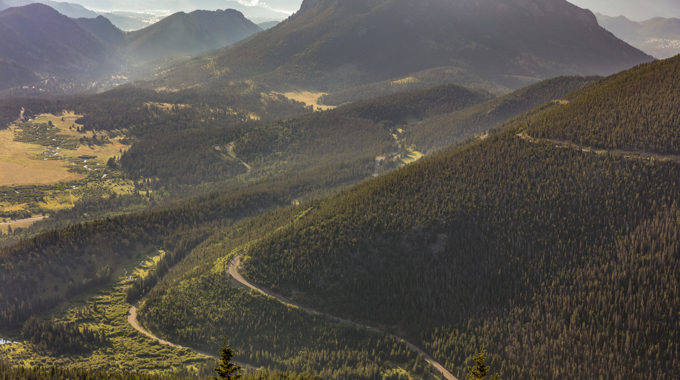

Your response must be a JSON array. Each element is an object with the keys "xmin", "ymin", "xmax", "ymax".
[
  {"xmin": 215, "ymin": 343, "xmax": 242, "ymax": 380},
  {"xmin": 467, "ymin": 349, "xmax": 500, "ymax": 380}
]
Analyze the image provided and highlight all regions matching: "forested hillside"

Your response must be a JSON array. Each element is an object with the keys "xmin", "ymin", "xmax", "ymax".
[
  {"xmin": 231, "ymin": 57, "xmax": 680, "ymax": 380},
  {"xmin": 529, "ymin": 56, "xmax": 680, "ymax": 154},
  {"xmin": 317, "ymin": 67, "xmax": 511, "ymax": 106},
  {"xmin": 0, "ymin": 82, "xmax": 490, "ymax": 327},
  {"xmin": 0, "ymin": 82, "xmax": 509, "ymax": 379},
  {"xmin": 0, "ymin": 360, "xmax": 329, "ymax": 380},
  {"xmin": 405, "ymin": 75, "xmax": 601, "ymax": 153}
]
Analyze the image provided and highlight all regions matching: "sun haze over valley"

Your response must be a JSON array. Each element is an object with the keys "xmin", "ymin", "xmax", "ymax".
[{"xmin": 0, "ymin": 1, "xmax": 678, "ymax": 380}]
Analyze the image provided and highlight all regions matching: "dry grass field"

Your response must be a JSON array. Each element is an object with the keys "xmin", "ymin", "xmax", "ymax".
[
  {"xmin": 0, "ymin": 128, "xmax": 83, "ymax": 187},
  {"xmin": 0, "ymin": 112, "xmax": 134, "ymax": 216},
  {"xmin": 274, "ymin": 87, "xmax": 336, "ymax": 111},
  {"xmin": 1, "ymin": 112, "xmax": 129, "ymax": 187}
]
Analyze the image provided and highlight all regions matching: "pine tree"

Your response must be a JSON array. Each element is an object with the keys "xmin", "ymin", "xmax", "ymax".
[
  {"xmin": 467, "ymin": 349, "xmax": 499, "ymax": 380},
  {"xmin": 214, "ymin": 343, "xmax": 242, "ymax": 380}
]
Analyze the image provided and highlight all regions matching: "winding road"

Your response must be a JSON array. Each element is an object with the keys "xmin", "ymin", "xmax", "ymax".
[
  {"xmin": 518, "ymin": 132, "xmax": 680, "ymax": 163},
  {"xmin": 127, "ymin": 300, "xmax": 218, "ymax": 359},
  {"xmin": 227, "ymin": 254, "xmax": 458, "ymax": 380}
]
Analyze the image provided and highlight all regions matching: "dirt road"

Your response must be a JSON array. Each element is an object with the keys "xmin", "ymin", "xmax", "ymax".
[
  {"xmin": 518, "ymin": 132, "xmax": 680, "ymax": 163},
  {"xmin": 373, "ymin": 156, "xmax": 385, "ymax": 177},
  {"xmin": 227, "ymin": 254, "xmax": 458, "ymax": 380},
  {"xmin": 225, "ymin": 143, "xmax": 252, "ymax": 173},
  {"xmin": 0, "ymin": 215, "xmax": 48, "ymax": 226},
  {"xmin": 127, "ymin": 300, "xmax": 219, "ymax": 359}
]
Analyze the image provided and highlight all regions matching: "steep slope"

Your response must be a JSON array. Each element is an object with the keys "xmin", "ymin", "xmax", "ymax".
[
  {"xmin": 0, "ymin": 58, "xmax": 41, "ymax": 89},
  {"xmin": 236, "ymin": 56, "xmax": 680, "ymax": 380},
  {"xmin": 529, "ymin": 56, "xmax": 680, "ymax": 153},
  {"xmin": 74, "ymin": 15, "xmax": 127, "ymax": 51},
  {"xmin": 597, "ymin": 13, "xmax": 680, "ymax": 58},
  {"xmin": 0, "ymin": 4, "xmax": 121, "ymax": 89},
  {"xmin": 126, "ymin": 9, "xmax": 262, "ymax": 62},
  {"xmin": 158, "ymin": 0, "xmax": 653, "ymax": 91},
  {"xmin": 188, "ymin": 9, "xmax": 263, "ymax": 47}
]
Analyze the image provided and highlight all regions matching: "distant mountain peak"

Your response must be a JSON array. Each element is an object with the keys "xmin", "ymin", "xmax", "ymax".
[{"xmin": 198, "ymin": 0, "xmax": 652, "ymax": 91}]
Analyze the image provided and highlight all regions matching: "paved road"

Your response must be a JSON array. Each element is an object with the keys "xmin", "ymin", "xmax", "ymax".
[{"xmin": 227, "ymin": 254, "xmax": 458, "ymax": 380}]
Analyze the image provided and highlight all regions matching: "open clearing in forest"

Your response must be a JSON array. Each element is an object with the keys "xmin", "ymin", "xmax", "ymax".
[
  {"xmin": 0, "ymin": 216, "xmax": 48, "ymax": 233},
  {"xmin": 274, "ymin": 87, "xmax": 336, "ymax": 111},
  {"xmin": 1, "ymin": 112, "xmax": 135, "ymax": 215},
  {"xmin": 0, "ymin": 128, "xmax": 83, "ymax": 186},
  {"xmin": 1, "ymin": 112, "xmax": 129, "ymax": 187}
]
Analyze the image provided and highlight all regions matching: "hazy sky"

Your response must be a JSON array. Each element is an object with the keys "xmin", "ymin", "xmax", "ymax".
[
  {"xmin": 38, "ymin": 0, "xmax": 680, "ymax": 21},
  {"xmin": 567, "ymin": 0, "xmax": 680, "ymax": 21}
]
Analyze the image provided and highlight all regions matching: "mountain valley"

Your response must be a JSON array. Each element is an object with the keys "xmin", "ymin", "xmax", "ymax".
[{"xmin": 0, "ymin": 1, "xmax": 678, "ymax": 380}]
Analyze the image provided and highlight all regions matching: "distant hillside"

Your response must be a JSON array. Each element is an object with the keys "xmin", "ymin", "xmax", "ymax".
[
  {"xmin": 0, "ymin": 0, "xmax": 98, "ymax": 18},
  {"xmin": 318, "ymin": 66, "xmax": 512, "ymax": 106},
  {"xmin": 597, "ymin": 13, "xmax": 680, "ymax": 58},
  {"xmin": 70, "ymin": 0, "xmax": 291, "ymax": 20},
  {"xmin": 156, "ymin": 0, "xmax": 653, "ymax": 91},
  {"xmin": 126, "ymin": 9, "xmax": 262, "ymax": 62},
  {"xmin": 258, "ymin": 21, "xmax": 280, "ymax": 30},
  {"xmin": 74, "ymin": 15, "xmax": 127, "ymax": 51},
  {"xmin": 0, "ymin": 4, "xmax": 121, "ymax": 89},
  {"xmin": 406, "ymin": 75, "xmax": 602, "ymax": 153},
  {"xmin": 571, "ymin": 0, "xmax": 680, "ymax": 21}
]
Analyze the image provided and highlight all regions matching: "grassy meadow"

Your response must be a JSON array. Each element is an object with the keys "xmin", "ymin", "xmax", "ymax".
[{"xmin": 0, "ymin": 112, "xmax": 136, "ymax": 224}]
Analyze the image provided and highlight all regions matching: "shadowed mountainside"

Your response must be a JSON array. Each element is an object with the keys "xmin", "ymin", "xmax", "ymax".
[
  {"xmin": 126, "ymin": 9, "xmax": 262, "ymax": 62},
  {"xmin": 154, "ymin": 0, "xmax": 653, "ymax": 91},
  {"xmin": 0, "ymin": 3, "xmax": 121, "ymax": 87}
]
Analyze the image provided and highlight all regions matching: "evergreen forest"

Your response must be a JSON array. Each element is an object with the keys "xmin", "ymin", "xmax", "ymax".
[{"xmin": 0, "ymin": 17, "xmax": 678, "ymax": 380}]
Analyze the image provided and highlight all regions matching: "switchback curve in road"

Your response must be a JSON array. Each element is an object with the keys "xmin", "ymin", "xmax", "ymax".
[
  {"xmin": 128, "ymin": 300, "xmax": 219, "ymax": 359},
  {"xmin": 227, "ymin": 254, "xmax": 459, "ymax": 380}
]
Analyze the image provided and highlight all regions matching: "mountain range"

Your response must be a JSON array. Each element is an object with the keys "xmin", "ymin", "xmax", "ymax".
[
  {"xmin": 569, "ymin": 0, "xmax": 680, "ymax": 21},
  {"xmin": 0, "ymin": 4, "xmax": 121, "ymax": 83},
  {"xmin": 49, "ymin": 0, "xmax": 293, "ymax": 23},
  {"xmin": 597, "ymin": 13, "xmax": 680, "ymax": 59},
  {"xmin": 0, "ymin": 0, "xmax": 97, "ymax": 18},
  {"xmin": 154, "ymin": 0, "xmax": 653, "ymax": 92},
  {"xmin": 0, "ymin": 4, "xmax": 264, "ymax": 90}
]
